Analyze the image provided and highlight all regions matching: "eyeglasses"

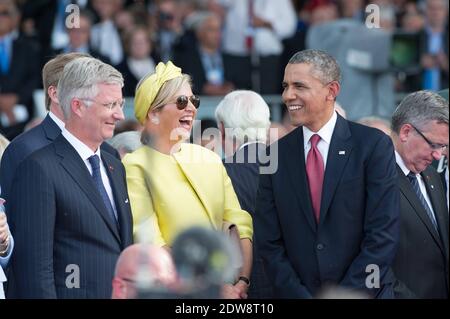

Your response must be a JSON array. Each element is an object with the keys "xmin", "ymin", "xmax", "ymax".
[
  {"xmin": 174, "ymin": 95, "xmax": 200, "ymax": 110},
  {"xmin": 0, "ymin": 11, "xmax": 11, "ymax": 17},
  {"xmin": 81, "ymin": 98, "xmax": 126, "ymax": 111},
  {"xmin": 410, "ymin": 124, "xmax": 448, "ymax": 152}
]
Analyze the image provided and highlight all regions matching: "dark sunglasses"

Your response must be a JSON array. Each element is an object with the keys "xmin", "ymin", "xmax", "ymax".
[{"xmin": 175, "ymin": 95, "xmax": 200, "ymax": 110}]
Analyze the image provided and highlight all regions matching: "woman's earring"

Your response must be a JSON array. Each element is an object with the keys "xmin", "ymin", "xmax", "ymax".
[{"xmin": 151, "ymin": 117, "xmax": 160, "ymax": 125}]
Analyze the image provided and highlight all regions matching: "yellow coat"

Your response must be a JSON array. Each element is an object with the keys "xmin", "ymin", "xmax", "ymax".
[{"xmin": 123, "ymin": 143, "xmax": 253, "ymax": 246}]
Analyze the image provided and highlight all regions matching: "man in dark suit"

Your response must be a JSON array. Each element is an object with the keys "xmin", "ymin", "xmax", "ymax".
[
  {"xmin": 0, "ymin": 52, "xmax": 120, "ymax": 204},
  {"xmin": 254, "ymin": 49, "xmax": 400, "ymax": 298},
  {"xmin": 217, "ymin": 90, "xmax": 273, "ymax": 298},
  {"xmin": 7, "ymin": 57, "xmax": 133, "ymax": 298},
  {"xmin": 174, "ymin": 12, "xmax": 235, "ymax": 96},
  {"xmin": 390, "ymin": 91, "xmax": 448, "ymax": 299},
  {"xmin": 0, "ymin": 0, "xmax": 40, "ymax": 140}
]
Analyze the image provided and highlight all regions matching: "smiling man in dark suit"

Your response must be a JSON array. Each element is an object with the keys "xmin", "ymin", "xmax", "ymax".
[
  {"xmin": 391, "ymin": 91, "xmax": 448, "ymax": 299},
  {"xmin": 254, "ymin": 49, "xmax": 400, "ymax": 298},
  {"xmin": 0, "ymin": 52, "xmax": 120, "ymax": 204},
  {"xmin": 7, "ymin": 57, "xmax": 133, "ymax": 298}
]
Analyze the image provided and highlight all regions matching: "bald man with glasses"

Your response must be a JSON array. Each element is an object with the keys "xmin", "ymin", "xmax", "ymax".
[{"xmin": 390, "ymin": 90, "xmax": 449, "ymax": 299}]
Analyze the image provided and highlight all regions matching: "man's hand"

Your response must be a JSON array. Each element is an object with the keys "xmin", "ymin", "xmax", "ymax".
[{"xmin": 0, "ymin": 212, "xmax": 9, "ymax": 256}]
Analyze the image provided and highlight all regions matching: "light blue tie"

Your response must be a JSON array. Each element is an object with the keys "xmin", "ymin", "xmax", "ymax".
[
  {"xmin": 88, "ymin": 155, "xmax": 118, "ymax": 226},
  {"xmin": 407, "ymin": 172, "xmax": 438, "ymax": 231}
]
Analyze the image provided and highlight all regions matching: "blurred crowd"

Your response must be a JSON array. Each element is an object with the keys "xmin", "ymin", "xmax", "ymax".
[{"xmin": 0, "ymin": 0, "xmax": 448, "ymax": 140}]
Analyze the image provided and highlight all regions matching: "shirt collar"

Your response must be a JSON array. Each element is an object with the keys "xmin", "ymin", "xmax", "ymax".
[
  {"xmin": 48, "ymin": 111, "xmax": 65, "ymax": 131},
  {"xmin": 303, "ymin": 111, "xmax": 337, "ymax": 147},
  {"xmin": 62, "ymin": 128, "xmax": 101, "ymax": 162},
  {"xmin": 395, "ymin": 150, "xmax": 412, "ymax": 177}
]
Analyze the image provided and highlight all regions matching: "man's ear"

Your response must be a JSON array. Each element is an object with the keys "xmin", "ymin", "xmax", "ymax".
[
  {"xmin": 48, "ymin": 86, "xmax": 59, "ymax": 104},
  {"xmin": 327, "ymin": 81, "xmax": 340, "ymax": 101},
  {"xmin": 71, "ymin": 98, "xmax": 84, "ymax": 117},
  {"xmin": 398, "ymin": 123, "xmax": 412, "ymax": 143},
  {"xmin": 111, "ymin": 278, "xmax": 126, "ymax": 299}
]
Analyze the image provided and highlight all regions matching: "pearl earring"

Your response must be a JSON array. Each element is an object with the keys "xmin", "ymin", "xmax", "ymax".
[{"xmin": 151, "ymin": 117, "xmax": 160, "ymax": 125}]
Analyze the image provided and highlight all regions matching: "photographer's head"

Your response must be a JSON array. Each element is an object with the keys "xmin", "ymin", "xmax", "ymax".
[{"xmin": 112, "ymin": 243, "xmax": 178, "ymax": 299}]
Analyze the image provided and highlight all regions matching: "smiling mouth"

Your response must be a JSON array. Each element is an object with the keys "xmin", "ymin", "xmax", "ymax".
[
  {"xmin": 288, "ymin": 105, "xmax": 303, "ymax": 111},
  {"xmin": 179, "ymin": 116, "xmax": 193, "ymax": 130}
]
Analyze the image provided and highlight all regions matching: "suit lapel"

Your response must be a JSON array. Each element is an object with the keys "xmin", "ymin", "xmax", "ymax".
[
  {"xmin": 101, "ymin": 153, "xmax": 131, "ymax": 248},
  {"xmin": 422, "ymin": 168, "xmax": 449, "ymax": 259},
  {"xmin": 319, "ymin": 115, "xmax": 353, "ymax": 224},
  {"xmin": 54, "ymin": 135, "xmax": 121, "ymax": 243},
  {"xmin": 397, "ymin": 166, "xmax": 444, "ymax": 253},
  {"xmin": 285, "ymin": 128, "xmax": 317, "ymax": 233}
]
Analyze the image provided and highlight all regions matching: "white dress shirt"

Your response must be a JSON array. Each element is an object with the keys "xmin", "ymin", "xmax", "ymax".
[
  {"xmin": 302, "ymin": 111, "xmax": 337, "ymax": 168},
  {"xmin": 61, "ymin": 129, "xmax": 118, "ymax": 217},
  {"xmin": 48, "ymin": 111, "xmax": 65, "ymax": 130},
  {"xmin": 395, "ymin": 151, "xmax": 436, "ymax": 220},
  {"xmin": 220, "ymin": 0, "xmax": 296, "ymax": 56}
]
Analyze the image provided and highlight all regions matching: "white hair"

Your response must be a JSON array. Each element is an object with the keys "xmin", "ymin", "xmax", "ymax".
[
  {"xmin": 58, "ymin": 57, "xmax": 124, "ymax": 119},
  {"xmin": 215, "ymin": 90, "xmax": 271, "ymax": 145},
  {"xmin": 107, "ymin": 131, "xmax": 142, "ymax": 154}
]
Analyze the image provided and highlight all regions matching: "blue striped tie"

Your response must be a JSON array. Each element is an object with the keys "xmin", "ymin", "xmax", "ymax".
[
  {"xmin": 407, "ymin": 172, "xmax": 438, "ymax": 231},
  {"xmin": 88, "ymin": 155, "xmax": 117, "ymax": 225}
]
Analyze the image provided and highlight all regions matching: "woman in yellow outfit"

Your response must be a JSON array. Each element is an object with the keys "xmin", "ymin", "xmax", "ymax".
[{"xmin": 123, "ymin": 61, "xmax": 253, "ymax": 299}]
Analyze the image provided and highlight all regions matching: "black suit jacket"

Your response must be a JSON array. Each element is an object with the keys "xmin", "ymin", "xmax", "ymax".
[
  {"xmin": 0, "ymin": 114, "xmax": 120, "ymax": 204},
  {"xmin": 0, "ymin": 37, "xmax": 41, "ymax": 139},
  {"xmin": 392, "ymin": 165, "xmax": 449, "ymax": 299},
  {"xmin": 254, "ymin": 114, "xmax": 400, "ymax": 298},
  {"xmin": 224, "ymin": 143, "xmax": 273, "ymax": 299},
  {"xmin": 7, "ymin": 134, "xmax": 133, "ymax": 298}
]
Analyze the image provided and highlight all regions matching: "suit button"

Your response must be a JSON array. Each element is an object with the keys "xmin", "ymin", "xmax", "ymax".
[{"xmin": 317, "ymin": 243, "xmax": 324, "ymax": 250}]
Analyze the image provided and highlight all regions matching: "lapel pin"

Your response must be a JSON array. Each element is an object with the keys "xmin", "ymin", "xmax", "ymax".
[
  {"xmin": 430, "ymin": 185, "xmax": 434, "ymax": 189},
  {"xmin": 339, "ymin": 151, "xmax": 346, "ymax": 155},
  {"xmin": 125, "ymin": 199, "xmax": 129, "ymax": 204}
]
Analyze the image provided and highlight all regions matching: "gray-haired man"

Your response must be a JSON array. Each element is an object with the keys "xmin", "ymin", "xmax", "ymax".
[
  {"xmin": 7, "ymin": 57, "xmax": 133, "ymax": 298},
  {"xmin": 391, "ymin": 90, "xmax": 449, "ymax": 299}
]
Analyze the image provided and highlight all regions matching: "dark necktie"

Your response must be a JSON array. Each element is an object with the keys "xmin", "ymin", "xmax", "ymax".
[
  {"xmin": 407, "ymin": 172, "xmax": 438, "ymax": 231},
  {"xmin": 306, "ymin": 134, "xmax": 324, "ymax": 223},
  {"xmin": 88, "ymin": 155, "xmax": 117, "ymax": 224}
]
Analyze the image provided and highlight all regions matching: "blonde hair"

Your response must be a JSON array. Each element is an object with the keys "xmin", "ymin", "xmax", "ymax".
[{"xmin": 136, "ymin": 73, "xmax": 192, "ymax": 114}]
